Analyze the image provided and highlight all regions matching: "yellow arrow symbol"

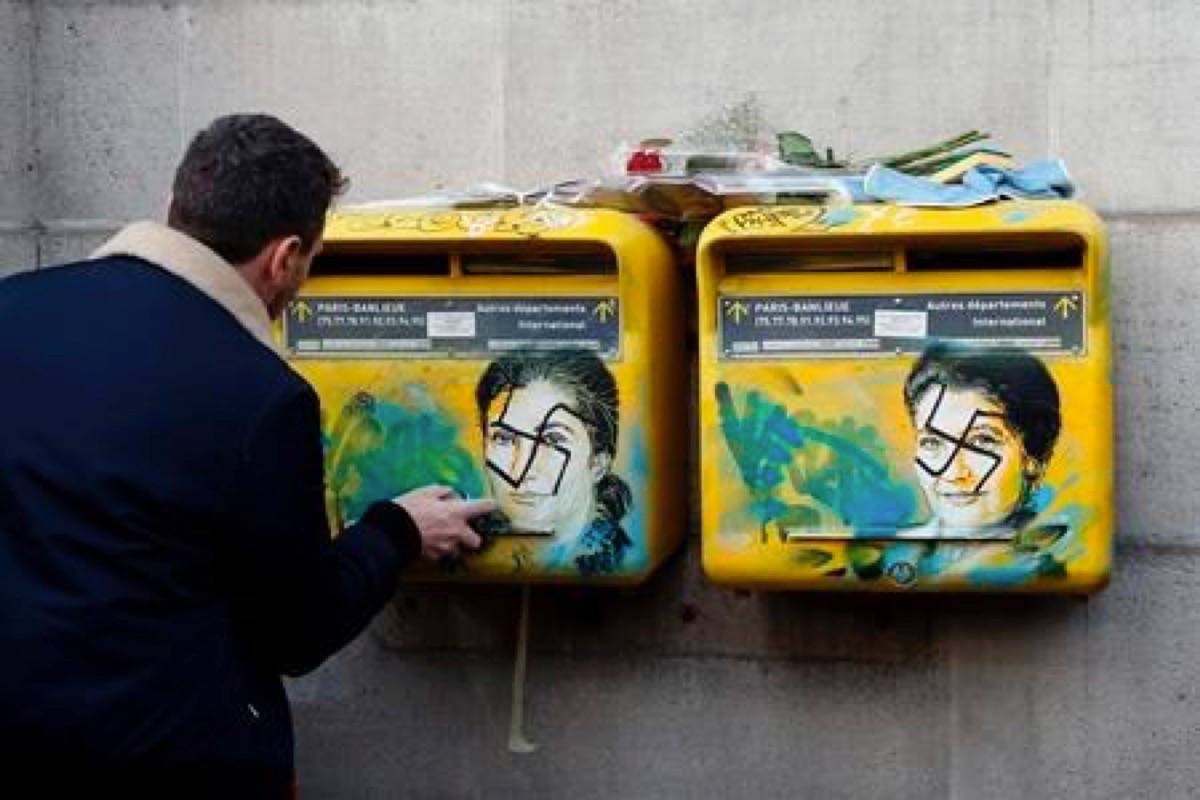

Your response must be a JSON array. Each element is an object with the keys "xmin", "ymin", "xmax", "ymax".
[
  {"xmin": 292, "ymin": 300, "xmax": 313, "ymax": 322},
  {"xmin": 1054, "ymin": 295, "xmax": 1078, "ymax": 319},
  {"xmin": 593, "ymin": 300, "xmax": 616, "ymax": 322},
  {"xmin": 726, "ymin": 300, "xmax": 749, "ymax": 324}
]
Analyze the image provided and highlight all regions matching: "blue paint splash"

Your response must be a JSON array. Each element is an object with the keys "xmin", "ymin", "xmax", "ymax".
[
  {"xmin": 715, "ymin": 382, "xmax": 917, "ymax": 536},
  {"xmin": 715, "ymin": 381, "xmax": 1087, "ymax": 587},
  {"xmin": 325, "ymin": 387, "xmax": 484, "ymax": 524},
  {"xmin": 621, "ymin": 424, "xmax": 651, "ymax": 571}
]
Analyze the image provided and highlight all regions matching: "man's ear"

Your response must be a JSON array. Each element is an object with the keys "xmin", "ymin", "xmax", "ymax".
[{"xmin": 263, "ymin": 235, "xmax": 304, "ymax": 286}]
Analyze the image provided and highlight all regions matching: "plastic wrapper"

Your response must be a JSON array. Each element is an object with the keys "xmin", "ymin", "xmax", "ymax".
[
  {"xmin": 610, "ymin": 137, "xmax": 786, "ymax": 178},
  {"xmin": 341, "ymin": 183, "xmax": 533, "ymax": 211}
]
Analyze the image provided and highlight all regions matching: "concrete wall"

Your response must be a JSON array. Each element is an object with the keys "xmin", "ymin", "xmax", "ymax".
[{"xmin": 5, "ymin": 1, "xmax": 1199, "ymax": 796}]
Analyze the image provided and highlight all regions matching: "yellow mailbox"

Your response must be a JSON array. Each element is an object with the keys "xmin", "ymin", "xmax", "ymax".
[
  {"xmin": 698, "ymin": 201, "xmax": 1113, "ymax": 592},
  {"xmin": 280, "ymin": 206, "xmax": 686, "ymax": 585}
]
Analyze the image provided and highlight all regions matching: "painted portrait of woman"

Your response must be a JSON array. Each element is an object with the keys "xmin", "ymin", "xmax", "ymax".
[
  {"xmin": 475, "ymin": 349, "xmax": 632, "ymax": 575},
  {"xmin": 899, "ymin": 341, "xmax": 1062, "ymax": 540}
]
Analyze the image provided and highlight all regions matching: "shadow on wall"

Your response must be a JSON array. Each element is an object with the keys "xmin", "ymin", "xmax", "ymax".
[{"xmin": 372, "ymin": 533, "xmax": 1092, "ymax": 665}]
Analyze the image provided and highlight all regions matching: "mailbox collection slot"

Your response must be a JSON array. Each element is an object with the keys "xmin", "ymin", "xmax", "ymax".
[
  {"xmin": 310, "ymin": 248, "xmax": 617, "ymax": 277},
  {"xmin": 725, "ymin": 250, "xmax": 894, "ymax": 273},
  {"xmin": 906, "ymin": 239, "xmax": 1084, "ymax": 272},
  {"xmin": 311, "ymin": 252, "xmax": 450, "ymax": 276},
  {"xmin": 461, "ymin": 249, "xmax": 616, "ymax": 275},
  {"xmin": 721, "ymin": 234, "xmax": 1085, "ymax": 276}
]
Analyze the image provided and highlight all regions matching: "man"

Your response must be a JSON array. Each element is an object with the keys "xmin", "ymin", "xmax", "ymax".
[{"xmin": 0, "ymin": 114, "xmax": 491, "ymax": 793}]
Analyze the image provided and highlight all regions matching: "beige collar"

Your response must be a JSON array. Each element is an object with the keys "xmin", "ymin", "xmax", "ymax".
[{"xmin": 92, "ymin": 221, "xmax": 280, "ymax": 356}]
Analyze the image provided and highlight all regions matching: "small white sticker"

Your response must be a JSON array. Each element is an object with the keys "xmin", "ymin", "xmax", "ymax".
[
  {"xmin": 427, "ymin": 311, "xmax": 477, "ymax": 338},
  {"xmin": 874, "ymin": 310, "xmax": 927, "ymax": 339}
]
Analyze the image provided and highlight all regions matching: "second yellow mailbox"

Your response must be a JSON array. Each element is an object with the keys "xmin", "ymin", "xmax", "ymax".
[
  {"xmin": 697, "ymin": 201, "xmax": 1113, "ymax": 592},
  {"xmin": 281, "ymin": 206, "xmax": 686, "ymax": 585}
]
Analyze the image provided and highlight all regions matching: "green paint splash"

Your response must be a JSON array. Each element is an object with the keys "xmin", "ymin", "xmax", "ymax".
[
  {"xmin": 715, "ymin": 381, "xmax": 1085, "ymax": 587},
  {"xmin": 324, "ymin": 387, "xmax": 484, "ymax": 526},
  {"xmin": 715, "ymin": 382, "xmax": 917, "ymax": 539}
]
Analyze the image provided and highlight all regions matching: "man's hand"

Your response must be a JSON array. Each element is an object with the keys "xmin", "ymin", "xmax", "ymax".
[{"xmin": 393, "ymin": 485, "xmax": 495, "ymax": 562}]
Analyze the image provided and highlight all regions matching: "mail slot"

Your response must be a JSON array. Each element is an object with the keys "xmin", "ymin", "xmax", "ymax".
[
  {"xmin": 281, "ymin": 207, "xmax": 686, "ymax": 584},
  {"xmin": 697, "ymin": 201, "xmax": 1113, "ymax": 592}
]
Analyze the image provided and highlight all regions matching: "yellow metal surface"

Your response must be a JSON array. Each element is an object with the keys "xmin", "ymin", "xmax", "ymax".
[
  {"xmin": 697, "ymin": 201, "xmax": 1113, "ymax": 592},
  {"xmin": 281, "ymin": 207, "xmax": 687, "ymax": 585}
]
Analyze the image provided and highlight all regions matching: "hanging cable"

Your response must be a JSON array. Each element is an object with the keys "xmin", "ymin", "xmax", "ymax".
[{"xmin": 507, "ymin": 583, "xmax": 537, "ymax": 754}]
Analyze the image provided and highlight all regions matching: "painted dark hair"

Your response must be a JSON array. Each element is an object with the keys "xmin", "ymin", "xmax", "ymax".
[
  {"xmin": 168, "ymin": 113, "xmax": 348, "ymax": 264},
  {"xmin": 476, "ymin": 349, "xmax": 631, "ymax": 523},
  {"xmin": 903, "ymin": 341, "xmax": 1062, "ymax": 468}
]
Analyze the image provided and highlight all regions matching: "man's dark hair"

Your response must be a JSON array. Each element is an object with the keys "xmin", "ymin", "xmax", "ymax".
[{"xmin": 167, "ymin": 114, "xmax": 347, "ymax": 264}]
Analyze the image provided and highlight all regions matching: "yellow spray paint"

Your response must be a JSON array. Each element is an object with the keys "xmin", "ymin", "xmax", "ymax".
[
  {"xmin": 697, "ymin": 201, "xmax": 1113, "ymax": 592},
  {"xmin": 278, "ymin": 207, "xmax": 687, "ymax": 585}
]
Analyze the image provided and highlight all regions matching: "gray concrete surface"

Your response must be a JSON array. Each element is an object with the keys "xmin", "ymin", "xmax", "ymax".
[
  {"xmin": 34, "ymin": 1, "xmax": 180, "ymax": 222},
  {"xmin": 0, "ymin": 232, "xmax": 35, "ymax": 277},
  {"xmin": 0, "ymin": 2, "xmax": 33, "ymax": 225},
  {"xmin": 5, "ymin": 1, "xmax": 1200, "ymax": 797}
]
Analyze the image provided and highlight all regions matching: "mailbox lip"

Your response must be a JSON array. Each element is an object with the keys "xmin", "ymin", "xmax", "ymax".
[
  {"xmin": 702, "ymin": 540, "xmax": 1113, "ymax": 593},
  {"xmin": 322, "ymin": 206, "xmax": 663, "ymax": 249},
  {"xmin": 315, "ymin": 207, "xmax": 673, "ymax": 286},
  {"xmin": 697, "ymin": 200, "xmax": 1106, "ymax": 258}
]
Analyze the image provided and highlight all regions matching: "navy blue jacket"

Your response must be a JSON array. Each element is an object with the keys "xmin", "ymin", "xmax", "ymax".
[{"xmin": 0, "ymin": 255, "xmax": 420, "ymax": 794}]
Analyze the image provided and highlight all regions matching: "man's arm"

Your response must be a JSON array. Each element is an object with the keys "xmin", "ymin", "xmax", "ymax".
[{"xmin": 225, "ymin": 380, "xmax": 487, "ymax": 676}]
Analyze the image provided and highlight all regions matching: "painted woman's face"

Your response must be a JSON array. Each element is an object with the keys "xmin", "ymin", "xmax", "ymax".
[
  {"xmin": 483, "ymin": 379, "xmax": 602, "ymax": 536},
  {"xmin": 913, "ymin": 384, "xmax": 1030, "ymax": 532}
]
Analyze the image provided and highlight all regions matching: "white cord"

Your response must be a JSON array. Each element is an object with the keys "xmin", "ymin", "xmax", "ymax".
[{"xmin": 507, "ymin": 583, "xmax": 538, "ymax": 754}]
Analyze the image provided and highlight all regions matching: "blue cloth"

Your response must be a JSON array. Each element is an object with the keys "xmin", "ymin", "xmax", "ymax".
[
  {"xmin": 837, "ymin": 175, "xmax": 871, "ymax": 203},
  {"xmin": 863, "ymin": 159, "xmax": 1075, "ymax": 207}
]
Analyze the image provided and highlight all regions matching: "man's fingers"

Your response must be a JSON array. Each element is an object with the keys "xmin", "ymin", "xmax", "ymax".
[
  {"xmin": 428, "ymin": 539, "xmax": 457, "ymax": 558},
  {"xmin": 456, "ymin": 498, "xmax": 498, "ymax": 518},
  {"xmin": 459, "ymin": 529, "xmax": 483, "ymax": 551}
]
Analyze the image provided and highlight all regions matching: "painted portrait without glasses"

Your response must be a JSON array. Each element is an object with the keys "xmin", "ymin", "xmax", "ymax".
[
  {"xmin": 899, "ymin": 341, "xmax": 1062, "ymax": 540},
  {"xmin": 475, "ymin": 350, "xmax": 632, "ymax": 575}
]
